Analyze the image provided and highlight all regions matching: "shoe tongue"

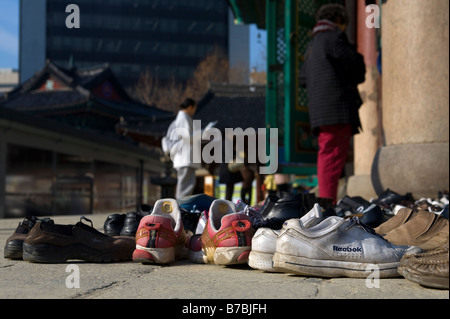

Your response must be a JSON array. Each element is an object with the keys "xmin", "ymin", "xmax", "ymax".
[
  {"xmin": 210, "ymin": 200, "xmax": 236, "ymax": 230},
  {"xmin": 16, "ymin": 216, "xmax": 38, "ymax": 234},
  {"xmin": 300, "ymin": 203, "xmax": 322, "ymax": 228},
  {"xmin": 289, "ymin": 215, "xmax": 343, "ymax": 233},
  {"xmin": 153, "ymin": 199, "xmax": 178, "ymax": 215},
  {"xmin": 152, "ymin": 199, "xmax": 180, "ymax": 230}
]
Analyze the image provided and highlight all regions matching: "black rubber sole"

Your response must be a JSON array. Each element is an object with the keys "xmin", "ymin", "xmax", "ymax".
[
  {"xmin": 4, "ymin": 240, "xmax": 24, "ymax": 260},
  {"xmin": 22, "ymin": 242, "xmax": 131, "ymax": 263}
]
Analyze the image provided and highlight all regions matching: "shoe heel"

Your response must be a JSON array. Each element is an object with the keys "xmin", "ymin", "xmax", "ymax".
[
  {"xmin": 133, "ymin": 245, "xmax": 175, "ymax": 264},
  {"xmin": 214, "ymin": 246, "xmax": 251, "ymax": 265},
  {"xmin": 4, "ymin": 240, "xmax": 24, "ymax": 260},
  {"xmin": 248, "ymin": 251, "xmax": 277, "ymax": 272}
]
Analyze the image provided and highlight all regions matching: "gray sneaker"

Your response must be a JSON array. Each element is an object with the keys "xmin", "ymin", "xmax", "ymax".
[{"xmin": 273, "ymin": 216, "xmax": 417, "ymax": 278}]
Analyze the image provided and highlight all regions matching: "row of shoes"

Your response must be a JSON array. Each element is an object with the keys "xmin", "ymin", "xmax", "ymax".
[
  {"xmin": 332, "ymin": 189, "xmax": 449, "ymax": 228},
  {"xmin": 4, "ymin": 215, "xmax": 135, "ymax": 263},
  {"xmin": 129, "ymin": 193, "xmax": 448, "ymax": 289},
  {"xmin": 4, "ymin": 191, "xmax": 448, "ymax": 290},
  {"xmin": 249, "ymin": 203, "xmax": 448, "ymax": 288}
]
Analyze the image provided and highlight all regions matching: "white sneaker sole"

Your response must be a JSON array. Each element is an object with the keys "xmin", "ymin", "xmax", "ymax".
[
  {"xmin": 248, "ymin": 251, "xmax": 281, "ymax": 272},
  {"xmin": 273, "ymin": 252, "xmax": 400, "ymax": 278},
  {"xmin": 135, "ymin": 244, "xmax": 188, "ymax": 264},
  {"xmin": 202, "ymin": 246, "xmax": 251, "ymax": 265}
]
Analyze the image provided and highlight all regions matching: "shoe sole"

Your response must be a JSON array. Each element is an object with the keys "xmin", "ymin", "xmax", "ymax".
[
  {"xmin": 134, "ymin": 245, "xmax": 175, "ymax": 264},
  {"xmin": 398, "ymin": 266, "xmax": 449, "ymax": 289},
  {"xmin": 134, "ymin": 244, "xmax": 188, "ymax": 264},
  {"xmin": 248, "ymin": 251, "xmax": 281, "ymax": 272},
  {"xmin": 23, "ymin": 243, "xmax": 131, "ymax": 263},
  {"xmin": 4, "ymin": 241, "xmax": 24, "ymax": 260},
  {"xmin": 273, "ymin": 252, "xmax": 400, "ymax": 278},
  {"xmin": 203, "ymin": 246, "xmax": 251, "ymax": 265}
]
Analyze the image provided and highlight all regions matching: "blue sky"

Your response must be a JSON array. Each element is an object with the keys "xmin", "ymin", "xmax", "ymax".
[
  {"xmin": 0, "ymin": 0, "xmax": 19, "ymax": 69},
  {"xmin": 0, "ymin": 0, "xmax": 265, "ymax": 71}
]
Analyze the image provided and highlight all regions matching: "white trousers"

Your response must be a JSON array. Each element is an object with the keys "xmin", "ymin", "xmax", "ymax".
[{"xmin": 176, "ymin": 166, "xmax": 196, "ymax": 199}]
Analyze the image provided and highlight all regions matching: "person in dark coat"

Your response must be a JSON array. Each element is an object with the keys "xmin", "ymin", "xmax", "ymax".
[{"xmin": 300, "ymin": 4, "xmax": 366, "ymax": 204}]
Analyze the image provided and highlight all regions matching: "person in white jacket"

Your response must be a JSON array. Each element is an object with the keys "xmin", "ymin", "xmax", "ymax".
[{"xmin": 169, "ymin": 98, "xmax": 201, "ymax": 199}]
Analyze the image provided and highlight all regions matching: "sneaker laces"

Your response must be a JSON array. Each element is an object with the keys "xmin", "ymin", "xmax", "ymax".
[
  {"xmin": 242, "ymin": 205, "xmax": 263, "ymax": 226},
  {"xmin": 346, "ymin": 216, "xmax": 387, "ymax": 241}
]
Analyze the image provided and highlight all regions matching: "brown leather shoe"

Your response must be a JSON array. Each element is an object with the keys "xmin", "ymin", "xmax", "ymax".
[
  {"xmin": 374, "ymin": 207, "xmax": 418, "ymax": 236},
  {"xmin": 420, "ymin": 227, "xmax": 449, "ymax": 251},
  {"xmin": 23, "ymin": 216, "xmax": 135, "ymax": 263},
  {"xmin": 4, "ymin": 216, "xmax": 54, "ymax": 260},
  {"xmin": 398, "ymin": 244, "xmax": 449, "ymax": 289},
  {"xmin": 383, "ymin": 210, "xmax": 449, "ymax": 250}
]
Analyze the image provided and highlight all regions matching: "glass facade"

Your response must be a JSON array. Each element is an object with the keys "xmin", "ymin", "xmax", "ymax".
[
  {"xmin": 4, "ymin": 143, "xmax": 160, "ymax": 218},
  {"xmin": 45, "ymin": 0, "xmax": 229, "ymax": 88}
]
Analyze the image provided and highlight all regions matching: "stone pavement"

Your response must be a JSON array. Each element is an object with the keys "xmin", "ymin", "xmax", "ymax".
[{"xmin": 0, "ymin": 213, "xmax": 448, "ymax": 304}]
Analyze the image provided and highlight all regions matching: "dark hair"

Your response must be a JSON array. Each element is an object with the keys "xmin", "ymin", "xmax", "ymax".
[
  {"xmin": 316, "ymin": 4, "xmax": 349, "ymax": 25},
  {"xmin": 180, "ymin": 98, "xmax": 196, "ymax": 109}
]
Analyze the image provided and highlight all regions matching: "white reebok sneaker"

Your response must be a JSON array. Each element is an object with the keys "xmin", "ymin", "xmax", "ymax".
[
  {"xmin": 248, "ymin": 228, "xmax": 280, "ymax": 272},
  {"xmin": 248, "ymin": 203, "xmax": 323, "ymax": 272},
  {"xmin": 273, "ymin": 215, "xmax": 415, "ymax": 278}
]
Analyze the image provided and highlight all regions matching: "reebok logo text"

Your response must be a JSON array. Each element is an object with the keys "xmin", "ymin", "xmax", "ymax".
[{"xmin": 333, "ymin": 245, "xmax": 362, "ymax": 253}]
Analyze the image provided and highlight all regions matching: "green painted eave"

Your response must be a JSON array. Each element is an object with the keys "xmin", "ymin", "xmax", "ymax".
[{"xmin": 227, "ymin": 0, "xmax": 266, "ymax": 29}]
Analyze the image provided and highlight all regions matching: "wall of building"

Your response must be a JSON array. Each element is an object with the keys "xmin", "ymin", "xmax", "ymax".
[
  {"xmin": 0, "ymin": 69, "xmax": 19, "ymax": 95},
  {"xmin": 0, "ymin": 107, "xmax": 164, "ymax": 218}
]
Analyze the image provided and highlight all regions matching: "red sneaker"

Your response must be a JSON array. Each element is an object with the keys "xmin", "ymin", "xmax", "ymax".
[
  {"xmin": 133, "ymin": 199, "xmax": 189, "ymax": 264},
  {"xmin": 200, "ymin": 199, "xmax": 254, "ymax": 265}
]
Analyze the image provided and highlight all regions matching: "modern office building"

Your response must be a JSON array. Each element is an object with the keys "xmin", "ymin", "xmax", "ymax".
[
  {"xmin": 0, "ymin": 69, "xmax": 19, "ymax": 96},
  {"xmin": 19, "ymin": 0, "xmax": 242, "ymax": 89}
]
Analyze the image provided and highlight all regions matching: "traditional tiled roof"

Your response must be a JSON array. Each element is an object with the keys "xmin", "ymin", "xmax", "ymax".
[
  {"xmin": 0, "ymin": 60, "xmax": 171, "ymax": 134},
  {"xmin": 115, "ymin": 83, "xmax": 266, "ymax": 144},
  {"xmin": 194, "ymin": 83, "xmax": 266, "ymax": 132}
]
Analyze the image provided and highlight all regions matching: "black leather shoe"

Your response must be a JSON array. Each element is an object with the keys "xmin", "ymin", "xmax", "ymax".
[
  {"xmin": 260, "ymin": 193, "xmax": 317, "ymax": 230},
  {"xmin": 258, "ymin": 194, "xmax": 280, "ymax": 217},
  {"xmin": 317, "ymin": 197, "xmax": 334, "ymax": 210},
  {"xmin": 374, "ymin": 188, "xmax": 415, "ymax": 208},
  {"xmin": 335, "ymin": 195, "xmax": 371, "ymax": 217},
  {"xmin": 120, "ymin": 211, "xmax": 147, "ymax": 237},
  {"xmin": 103, "ymin": 213, "xmax": 126, "ymax": 236},
  {"xmin": 360, "ymin": 204, "xmax": 388, "ymax": 228}
]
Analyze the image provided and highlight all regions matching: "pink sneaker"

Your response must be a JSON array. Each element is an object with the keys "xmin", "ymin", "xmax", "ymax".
[
  {"xmin": 133, "ymin": 199, "xmax": 189, "ymax": 264},
  {"xmin": 200, "ymin": 199, "xmax": 254, "ymax": 265}
]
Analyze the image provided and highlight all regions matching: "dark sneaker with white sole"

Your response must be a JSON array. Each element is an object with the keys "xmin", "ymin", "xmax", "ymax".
[{"xmin": 23, "ymin": 216, "xmax": 134, "ymax": 263}]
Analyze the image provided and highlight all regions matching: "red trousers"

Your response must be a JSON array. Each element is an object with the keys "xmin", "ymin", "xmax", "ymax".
[{"xmin": 317, "ymin": 124, "xmax": 352, "ymax": 204}]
